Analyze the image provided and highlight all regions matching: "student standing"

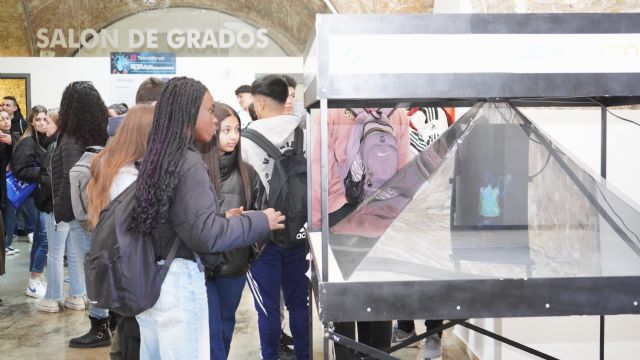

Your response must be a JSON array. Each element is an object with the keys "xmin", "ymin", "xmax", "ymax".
[
  {"xmin": 130, "ymin": 77, "xmax": 284, "ymax": 359},
  {"xmin": 198, "ymin": 102, "xmax": 268, "ymax": 359},
  {"xmin": 11, "ymin": 105, "xmax": 50, "ymax": 298},
  {"xmin": 243, "ymin": 75, "xmax": 309, "ymax": 360}
]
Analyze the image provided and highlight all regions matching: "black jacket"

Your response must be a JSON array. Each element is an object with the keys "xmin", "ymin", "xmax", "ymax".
[
  {"xmin": 204, "ymin": 153, "xmax": 268, "ymax": 278},
  {"xmin": 52, "ymin": 134, "xmax": 86, "ymax": 222},
  {"xmin": 10, "ymin": 114, "xmax": 27, "ymax": 136},
  {"xmin": 0, "ymin": 132, "xmax": 20, "ymax": 205},
  {"xmin": 11, "ymin": 131, "xmax": 51, "ymax": 212},
  {"xmin": 150, "ymin": 148, "xmax": 270, "ymax": 263}
]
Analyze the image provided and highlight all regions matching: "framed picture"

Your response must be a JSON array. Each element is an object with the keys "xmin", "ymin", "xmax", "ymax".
[{"xmin": 0, "ymin": 74, "xmax": 31, "ymax": 116}]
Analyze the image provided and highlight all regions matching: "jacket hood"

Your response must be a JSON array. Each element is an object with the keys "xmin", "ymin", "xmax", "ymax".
[
  {"xmin": 244, "ymin": 115, "xmax": 301, "ymax": 148},
  {"xmin": 107, "ymin": 115, "xmax": 125, "ymax": 137}
]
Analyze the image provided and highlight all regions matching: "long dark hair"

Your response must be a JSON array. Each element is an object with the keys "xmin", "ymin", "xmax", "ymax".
[
  {"xmin": 132, "ymin": 77, "xmax": 207, "ymax": 235},
  {"xmin": 197, "ymin": 102, "xmax": 251, "ymax": 209},
  {"xmin": 58, "ymin": 81, "xmax": 109, "ymax": 148}
]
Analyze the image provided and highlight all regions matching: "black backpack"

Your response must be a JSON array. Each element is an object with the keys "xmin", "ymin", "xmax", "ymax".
[
  {"xmin": 84, "ymin": 181, "xmax": 180, "ymax": 316},
  {"xmin": 242, "ymin": 127, "xmax": 307, "ymax": 249}
]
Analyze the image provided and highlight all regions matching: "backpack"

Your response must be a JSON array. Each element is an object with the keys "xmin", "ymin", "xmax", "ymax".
[
  {"xmin": 84, "ymin": 181, "xmax": 181, "ymax": 316},
  {"xmin": 242, "ymin": 127, "xmax": 307, "ymax": 249},
  {"xmin": 339, "ymin": 108, "xmax": 399, "ymax": 205},
  {"xmin": 70, "ymin": 146, "xmax": 103, "ymax": 230}
]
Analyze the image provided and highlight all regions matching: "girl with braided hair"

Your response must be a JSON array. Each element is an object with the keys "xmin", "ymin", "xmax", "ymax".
[{"xmin": 131, "ymin": 77, "xmax": 284, "ymax": 359}]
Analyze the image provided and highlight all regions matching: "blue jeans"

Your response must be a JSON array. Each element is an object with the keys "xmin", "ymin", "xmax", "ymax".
[
  {"xmin": 137, "ymin": 258, "xmax": 209, "ymax": 360},
  {"xmin": 248, "ymin": 243, "xmax": 309, "ymax": 360},
  {"xmin": 43, "ymin": 214, "xmax": 73, "ymax": 301},
  {"xmin": 22, "ymin": 199, "xmax": 48, "ymax": 273},
  {"xmin": 206, "ymin": 274, "xmax": 247, "ymax": 359},
  {"xmin": 68, "ymin": 219, "xmax": 108, "ymax": 319}
]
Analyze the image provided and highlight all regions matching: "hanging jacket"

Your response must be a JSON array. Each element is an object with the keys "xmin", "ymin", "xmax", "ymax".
[
  {"xmin": 11, "ymin": 131, "xmax": 50, "ymax": 212},
  {"xmin": 203, "ymin": 151, "xmax": 268, "ymax": 278}
]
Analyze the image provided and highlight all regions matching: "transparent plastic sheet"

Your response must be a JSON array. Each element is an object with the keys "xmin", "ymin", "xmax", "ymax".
[{"xmin": 318, "ymin": 102, "xmax": 640, "ymax": 282}]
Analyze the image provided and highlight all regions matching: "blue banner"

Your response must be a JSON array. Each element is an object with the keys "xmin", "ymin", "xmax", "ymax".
[{"xmin": 110, "ymin": 52, "xmax": 176, "ymax": 75}]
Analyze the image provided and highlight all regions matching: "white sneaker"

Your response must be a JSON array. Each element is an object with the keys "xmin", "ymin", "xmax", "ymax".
[
  {"xmin": 35, "ymin": 298, "xmax": 63, "ymax": 313},
  {"xmin": 421, "ymin": 334, "xmax": 442, "ymax": 359},
  {"xmin": 27, "ymin": 233, "xmax": 33, "ymax": 244},
  {"xmin": 5, "ymin": 247, "xmax": 15, "ymax": 255},
  {"xmin": 8, "ymin": 246, "xmax": 20, "ymax": 254},
  {"xmin": 64, "ymin": 295, "xmax": 88, "ymax": 310},
  {"xmin": 26, "ymin": 278, "xmax": 46, "ymax": 299}
]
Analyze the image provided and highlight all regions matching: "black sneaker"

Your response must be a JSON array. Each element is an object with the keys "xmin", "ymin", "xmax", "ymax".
[
  {"xmin": 281, "ymin": 330, "xmax": 294, "ymax": 347},
  {"xmin": 278, "ymin": 341, "xmax": 296, "ymax": 360}
]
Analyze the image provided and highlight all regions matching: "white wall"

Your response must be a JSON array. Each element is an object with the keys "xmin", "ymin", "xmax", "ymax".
[{"xmin": 0, "ymin": 57, "xmax": 302, "ymax": 110}]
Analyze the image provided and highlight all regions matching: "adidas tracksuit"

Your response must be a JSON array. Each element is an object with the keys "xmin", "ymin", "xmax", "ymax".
[{"xmin": 242, "ymin": 115, "xmax": 309, "ymax": 360}]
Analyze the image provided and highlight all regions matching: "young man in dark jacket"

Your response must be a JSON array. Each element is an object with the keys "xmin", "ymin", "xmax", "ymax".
[{"xmin": 2, "ymin": 96, "xmax": 27, "ymax": 136}]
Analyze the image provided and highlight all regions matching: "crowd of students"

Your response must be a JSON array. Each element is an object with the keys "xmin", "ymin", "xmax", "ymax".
[{"xmin": 0, "ymin": 73, "xmax": 451, "ymax": 360}]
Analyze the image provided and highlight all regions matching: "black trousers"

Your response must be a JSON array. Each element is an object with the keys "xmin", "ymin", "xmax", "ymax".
[
  {"xmin": 329, "ymin": 204, "xmax": 393, "ymax": 359},
  {"xmin": 397, "ymin": 319, "xmax": 445, "ymax": 337}
]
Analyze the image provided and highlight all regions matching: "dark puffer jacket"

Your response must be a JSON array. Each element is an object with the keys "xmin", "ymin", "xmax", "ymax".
[
  {"xmin": 51, "ymin": 134, "xmax": 86, "ymax": 222},
  {"xmin": 11, "ymin": 131, "xmax": 51, "ymax": 212},
  {"xmin": 150, "ymin": 148, "xmax": 270, "ymax": 262},
  {"xmin": 203, "ymin": 152, "xmax": 268, "ymax": 278}
]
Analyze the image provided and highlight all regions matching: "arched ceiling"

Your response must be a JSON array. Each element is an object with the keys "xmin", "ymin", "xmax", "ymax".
[{"xmin": 10, "ymin": 0, "xmax": 433, "ymax": 57}]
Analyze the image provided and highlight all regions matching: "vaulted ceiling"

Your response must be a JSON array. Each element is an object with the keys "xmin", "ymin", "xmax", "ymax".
[{"xmin": 3, "ymin": 0, "xmax": 434, "ymax": 56}]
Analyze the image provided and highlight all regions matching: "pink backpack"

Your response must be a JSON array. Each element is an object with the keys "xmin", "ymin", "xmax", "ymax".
[{"xmin": 339, "ymin": 108, "xmax": 399, "ymax": 205}]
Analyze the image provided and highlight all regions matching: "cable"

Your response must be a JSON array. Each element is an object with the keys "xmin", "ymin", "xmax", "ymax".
[
  {"xmin": 586, "ymin": 97, "xmax": 640, "ymax": 127},
  {"xmin": 594, "ymin": 182, "xmax": 640, "ymax": 244}
]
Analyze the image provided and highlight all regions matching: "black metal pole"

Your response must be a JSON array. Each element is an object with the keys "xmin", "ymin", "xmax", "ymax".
[
  {"xmin": 601, "ymin": 105, "xmax": 607, "ymax": 180},
  {"xmin": 600, "ymin": 104, "xmax": 607, "ymax": 360},
  {"xmin": 600, "ymin": 315, "xmax": 605, "ymax": 360},
  {"xmin": 323, "ymin": 322, "xmax": 330, "ymax": 360}
]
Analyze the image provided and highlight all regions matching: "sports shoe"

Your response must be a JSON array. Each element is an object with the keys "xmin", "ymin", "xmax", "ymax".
[
  {"xmin": 421, "ymin": 333, "xmax": 442, "ymax": 359},
  {"xmin": 27, "ymin": 232, "xmax": 34, "ymax": 244},
  {"xmin": 26, "ymin": 278, "xmax": 46, "ymax": 299},
  {"xmin": 64, "ymin": 295, "xmax": 89, "ymax": 310},
  {"xmin": 8, "ymin": 246, "xmax": 20, "ymax": 254},
  {"xmin": 35, "ymin": 298, "xmax": 64, "ymax": 313},
  {"xmin": 281, "ymin": 330, "xmax": 294, "ymax": 347},
  {"xmin": 392, "ymin": 326, "xmax": 418, "ymax": 347},
  {"xmin": 5, "ymin": 247, "xmax": 15, "ymax": 255},
  {"xmin": 278, "ymin": 341, "xmax": 296, "ymax": 360}
]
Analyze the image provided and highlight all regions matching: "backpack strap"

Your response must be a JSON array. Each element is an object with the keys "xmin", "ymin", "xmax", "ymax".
[
  {"xmin": 242, "ymin": 128, "xmax": 282, "ymax": 160},
  {"xmin": 293, "ymin": 127, "xmax": 304, "ymax": 155},
  {"xmin": 164, "ymin": 238, "xmax": 181, "ymax": 265}
]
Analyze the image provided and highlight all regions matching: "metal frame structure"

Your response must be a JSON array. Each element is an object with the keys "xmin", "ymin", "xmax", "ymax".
[{"xmin": 303, "ymin": 13, "xmax": 640, "ymax": 360}]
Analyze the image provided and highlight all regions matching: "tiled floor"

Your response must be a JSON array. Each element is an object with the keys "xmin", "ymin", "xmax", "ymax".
[{"xmin": 0, "ymin": 239, "xmax": 470, "ymax": 359}]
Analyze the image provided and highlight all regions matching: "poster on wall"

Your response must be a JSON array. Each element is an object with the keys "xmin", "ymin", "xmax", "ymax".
[
  {"xmin": 110, "ymin": 52, "xmax": 176, "ymax": 75},
  {"xmin": 109, "ymin": 52, "xmax": 175, "ymax": 107}
]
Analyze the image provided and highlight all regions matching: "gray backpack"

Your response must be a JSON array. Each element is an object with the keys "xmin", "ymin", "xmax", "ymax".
[
  {"xmin": 84, "ymin": 181, "xmax": 182, "ymax": 316},
  {"xmin": 69, "ymin": 146, "xmax": 102, "ymax": 230}
]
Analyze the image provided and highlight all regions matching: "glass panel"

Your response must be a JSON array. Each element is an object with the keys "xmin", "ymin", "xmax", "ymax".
[{"xmin": 318, "ymin": 102, "xmax": 640, "ymax": 282}]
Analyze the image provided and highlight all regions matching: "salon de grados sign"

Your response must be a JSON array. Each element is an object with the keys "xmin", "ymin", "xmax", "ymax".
[{"xmin": 35, "ymin": 27, "xmax": 270, "ymax": 50}]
